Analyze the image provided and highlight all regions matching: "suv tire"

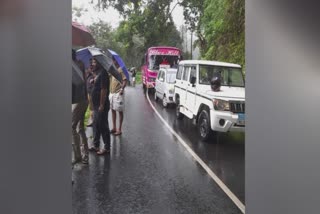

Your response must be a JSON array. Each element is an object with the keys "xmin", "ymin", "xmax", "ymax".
[
  {"xmin": 143, "ymin": 84, "xmax": 146, "ymax": 93},
  {"xmin": 198, "ymin": 109, "xmax": 215, "ymax": 142},
  {"xmin": 154, "ymin": 91, "xmax": 158, "ymax": 101},
  {"xmin": 162, "ymin": 94, "xmax": 168, "ymax": 108},
  {"xmin": 175, "ymin": 96, "xmax": 184, "ymax": 120}
]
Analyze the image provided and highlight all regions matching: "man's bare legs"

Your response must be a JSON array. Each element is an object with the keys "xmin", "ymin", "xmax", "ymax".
[
  {"xmin": 118, "ymin": 111, "xmax": 124, "ymax": 134},
  {"xmin": 111, "ymin": 109, "xmax": 123, "ymax": 135},
  {"xmin": 111, "ymin": 109, "xmax": 117, "ymax": 133}
]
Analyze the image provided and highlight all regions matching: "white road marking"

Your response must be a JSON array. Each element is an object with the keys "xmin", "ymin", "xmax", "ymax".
[{"xmin": 146, "ymin": 90, "xmax": 245, "ymax": 213}]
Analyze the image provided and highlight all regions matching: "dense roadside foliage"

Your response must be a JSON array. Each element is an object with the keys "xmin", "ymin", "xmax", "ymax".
[
  {"xmin": 180, "ymin": 0, "xmax": 245, "ymax": 71},
  {"xmin": 74, "ymin": 0, "xmax": 245, "ymax": 71}
]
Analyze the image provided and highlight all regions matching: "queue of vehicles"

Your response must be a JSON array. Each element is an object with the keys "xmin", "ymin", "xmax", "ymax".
[
  {"xmin": 141, "ymin": 46, "xmax": 245, "ymax": 142},
  {"xmin": 141, "ymin": 46, "xmax": 182, "ymax": 91}
]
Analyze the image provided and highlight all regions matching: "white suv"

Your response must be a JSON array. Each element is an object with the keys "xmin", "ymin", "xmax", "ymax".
[
  {"xmin": 174, "ymin": 60, "xmax": 245, "ymax": 141},
  {"xmin": 154, "ymin": 68, "xmax": 177, "ymax": 107}
]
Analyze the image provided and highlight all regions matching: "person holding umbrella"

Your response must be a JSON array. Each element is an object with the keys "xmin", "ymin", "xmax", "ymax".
[
  {"xmin": 110, "ymin": 57, "xmax": 127, "ymax": 136},
  {"xmin": 72, "ymin": 22, "xmax": 96, "ymax": 184},
  {"xmin": 72, "ymin": 49, "xmax": 89, "ymax": 164},
  {"xmin": 90, "ymin": 57, "xmax": 111, "ymax": 155}
]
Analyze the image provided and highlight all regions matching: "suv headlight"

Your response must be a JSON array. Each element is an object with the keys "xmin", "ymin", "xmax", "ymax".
[{"xmin": 213, "ymin": 99, "xmax": 230, "ymax": 111}]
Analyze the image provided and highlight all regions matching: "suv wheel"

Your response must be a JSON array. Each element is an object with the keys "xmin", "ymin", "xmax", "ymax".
[
  {"xmin": 198, "ymin": 109, "xmax": 215, "ymax": 142},
  {"xmin": 162, "ymin": 95, "xmax": 168, "ymax": 108},
  {"xmin": 154, "ymin": 91, "xmax": 158, "ymax": 101},
  {"xmin": 175, "ymin": 97, "xmax": 184, "ymax": 120},
  {"xmin": 143, "ymin": 84, "xmax": 146, "ymax": 93}
]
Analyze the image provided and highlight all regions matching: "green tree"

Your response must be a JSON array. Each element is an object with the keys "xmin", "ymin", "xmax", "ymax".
[
  {"xmin": 90, "ymin": 0, "xmax": 244, "ymax": 71},
  {"xmin": 113, "ymin": 20, "xmax": 145, "ymax": 68},
  {"xmin": 202, "ymin": 0, "xmax": 245, "ymax": 70},
  {"xmin": 88, "ymin": 20, "xmax": 123, "ymax": 55},
  {"xmin": 72, "ymin": 6, "xmax": 88, "ymax": 21},
  {"xmin": 179, "ymin": 0, "xmax": 206, "ymax": 51},
  {"xmin": 181, "ymin": 0, "xmax": 245, "ymax": 71},
  {"xmin": 95, "ymin": 0, "xmax": 183, "ymax": 48},
  {"xmin": 93, "ymin": 0, "xmax": 143, "ymax": 16}
]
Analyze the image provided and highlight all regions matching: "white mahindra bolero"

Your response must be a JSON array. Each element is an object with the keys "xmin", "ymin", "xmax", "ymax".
[{"xmin": 174, "ymin": 60, "xmax": 245, "ymax": 141}]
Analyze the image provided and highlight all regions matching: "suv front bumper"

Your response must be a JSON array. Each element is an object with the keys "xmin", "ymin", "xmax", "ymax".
[{"xmin": 210, "ymin": 110, "xmax": 245, "ymax": 133}]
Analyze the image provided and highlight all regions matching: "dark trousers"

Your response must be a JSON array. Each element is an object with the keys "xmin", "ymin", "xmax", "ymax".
[{"xmin": 93, "ymin": 105, "xmax": 110, "ymax": 150}]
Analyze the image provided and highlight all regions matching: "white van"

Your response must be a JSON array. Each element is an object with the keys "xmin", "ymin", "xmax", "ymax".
[
  {"xmin": 174, "ymin": 60, "xmax": 245, "ymax": 141},
  {"xmin": 154, "ymin": 68, "xmax": 178, "ymax": 107}
]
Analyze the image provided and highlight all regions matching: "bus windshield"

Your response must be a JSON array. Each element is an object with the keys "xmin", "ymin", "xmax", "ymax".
[{"xmin": 149, "ymin": 55, "xmax": 180, "ymax": 70}]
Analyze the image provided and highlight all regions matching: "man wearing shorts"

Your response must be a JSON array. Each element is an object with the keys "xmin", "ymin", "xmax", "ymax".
[{"xmin": 110, "ymin": 58, "xmax": 127, "ymax": 136}]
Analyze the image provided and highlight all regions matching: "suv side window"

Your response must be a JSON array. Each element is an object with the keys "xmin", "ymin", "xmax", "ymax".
[
  {"xmin": 157, "ymin": 70, "xmax": 162, "ymax": 80},
  {"xmin": 161, "ymin": 70, "xmax": 165, "ymax": 81},
  {"xmin": 176, "ymin": 65, "xmax": 183, "ymax": 80},
  {"xmin": 183, "ymin": 67, "xmax": 190, "ymax": 81},
  {"xmin": 190, "ymin": 66, "xmax": 197, "ymax": 83},
  {"xmin": 199, "ymin": 65, "xmax": 211, "ymax": 84}
]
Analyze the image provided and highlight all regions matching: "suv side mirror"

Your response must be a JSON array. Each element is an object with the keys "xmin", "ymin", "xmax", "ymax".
[{"xmin": 190, "ymin": 76, "xmax": 196, "ymax": 86}]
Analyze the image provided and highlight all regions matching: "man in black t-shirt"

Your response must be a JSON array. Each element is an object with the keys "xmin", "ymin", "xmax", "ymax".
[{"xmin": 89, "ymin": 57, "xmax": 111, "ymax": 155}]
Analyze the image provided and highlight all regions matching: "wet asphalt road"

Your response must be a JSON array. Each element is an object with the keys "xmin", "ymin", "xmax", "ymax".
[{"xmin": 72, "ymin": 85, "xmax": 245, "ymax": 214}]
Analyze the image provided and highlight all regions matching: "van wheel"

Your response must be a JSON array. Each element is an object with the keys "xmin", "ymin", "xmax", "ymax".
[
  {"xmin": 162, "ymin": 94, "xmax": 168, "ymax": 108},
  {"xmin": 198, "ymin": 109, "xmax": 215, "ymax": 142},
  {"xmin": 154, "ymin": 91, "xmax": 158, "ymax": 101},
  {"xmin": 175, "ymin": 97, "xmax": 184, "ymax": 120},
  {"xmin": 143, "ymin": 84, "xmax": 146, "ymax": 93}
]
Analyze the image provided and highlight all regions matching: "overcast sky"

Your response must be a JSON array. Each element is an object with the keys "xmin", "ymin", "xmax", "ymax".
[{"xmin": 72, "ymin": 0, "xmax": 186, "ymax": 29}]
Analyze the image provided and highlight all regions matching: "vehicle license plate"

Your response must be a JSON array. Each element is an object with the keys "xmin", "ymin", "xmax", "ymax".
[{"xmin": 238, "ymin": 113, "xmax": 245, "ymax": 125}]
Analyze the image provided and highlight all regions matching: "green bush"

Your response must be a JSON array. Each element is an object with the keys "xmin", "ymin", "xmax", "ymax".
[{"xmin": 135, "ymin": 71, "xmax": 142, "ymax": 84}]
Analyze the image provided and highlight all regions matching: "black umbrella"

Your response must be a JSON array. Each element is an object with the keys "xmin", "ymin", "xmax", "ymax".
[{"xmin": 87, "ymin": 47, "xmax": 123, "ymax": 84}]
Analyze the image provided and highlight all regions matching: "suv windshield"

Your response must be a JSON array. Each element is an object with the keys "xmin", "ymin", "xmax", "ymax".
[
  {"xmin": 166, "ymin": 73, "xmax": 176, "ymax": 83},
  {"xmin": 199, "ymin": 65, "xmax": 245, "ymax": 87}
]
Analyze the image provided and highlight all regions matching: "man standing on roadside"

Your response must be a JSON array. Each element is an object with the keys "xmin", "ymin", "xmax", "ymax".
[
  {"xmin": 110, "ymin": 58, "xmax": 127, "ymax": 136},
  {"xmin": 72, "ymin": 49, "xmax": 89, "ymax": 164}
]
